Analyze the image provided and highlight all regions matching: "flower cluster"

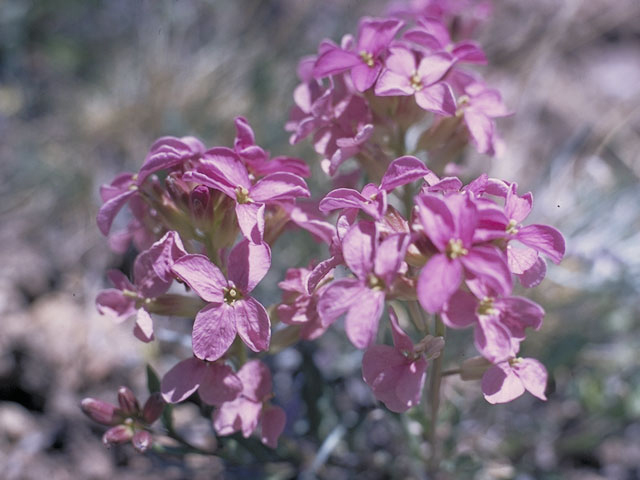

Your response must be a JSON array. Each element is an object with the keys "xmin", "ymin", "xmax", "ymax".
[{"xmin": 83, "ymin": 0, "xmax": 565, "ymax": 457}]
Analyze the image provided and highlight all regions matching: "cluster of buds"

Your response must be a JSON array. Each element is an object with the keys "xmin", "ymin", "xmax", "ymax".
[{"xmin": 84, "ymin": 0, "xmax": 565, "ymax": 454}]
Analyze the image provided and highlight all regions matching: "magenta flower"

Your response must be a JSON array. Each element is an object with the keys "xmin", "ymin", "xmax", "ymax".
[
  {"xmin": 375, "ymin": 46, "xmax": 456, "ymax": 115},
  {"xmin": 362, "ymin": 308, "xmax": 432, "ymax": 412},
  {"xmin": 183, "ymin": 149, "xmax": 310, "ymax": 242},
  {"xmin": 96, "ymin": 231, "xmax": 187, "ymax": 342},
  {"xmin": 170, "ymin": 240, "xmax": 272, "ymax": 361},
  {"xmin": 320, "ymin": 155, "xmax": 431, "ymax": 220},
  {"xmin": 482, "ymin": 356, "xmax": 547, "ymax": 404},
  {"xmin": 213, "ymin": 360, "xmax": 286, "ymax": 448},
  {"xmin": 317, "ymin": 221, "xmax": 409, "ymax": 348},
  {"xmin": 137, "ymin": 135, "xmax": 205, "ymax": 185},
  {"xmin": 313, "ymin": 17, "xmax": 405, "ymax": 92},
  {"xmin": 415, "ymin": 192, "xmax": 512, "ymax": 313},
  {"xmin": 161, "ymin": 357, "xmax": 242, "ymax": 406}
]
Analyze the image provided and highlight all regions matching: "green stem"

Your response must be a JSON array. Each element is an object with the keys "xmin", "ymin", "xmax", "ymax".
[
  {"xmin": 407, "ymin": 300, "xmax": 429, "ymax": 335},
  {"xmin": 428, "ymin": 316, "xmax": 446, "ymax": 475}
]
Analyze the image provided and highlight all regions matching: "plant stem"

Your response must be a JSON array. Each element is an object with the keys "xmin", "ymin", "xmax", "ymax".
[{"xmin": 428, "ymin": 316, "xmax": 446, "ymax": 475}]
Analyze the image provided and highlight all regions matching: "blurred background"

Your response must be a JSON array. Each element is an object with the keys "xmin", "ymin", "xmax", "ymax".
[{"xmin": 1, "ymin": 0, "xmax": 639, "ymax": 478}]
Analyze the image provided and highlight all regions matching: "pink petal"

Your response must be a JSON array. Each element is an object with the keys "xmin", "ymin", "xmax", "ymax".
[
  {"xmin": 516, "ymin": 224, "xmax": 565, "ymax": 264},
  {"xmin": 306, "ymin": 255, "xmax": 341, "ymax": 294},
  {"xmin": 452, "ymin": 42, "xmax": 487, "ymax": 64},
  {"xmin": 394, "ymin": 358, "xmax": 428, "ymax": 410},
  {"xmin": 441, "ymin": 290, "xmax": 477, "ymax": 329},
  {"xmin": 374, "ymin": 233, "xmax": 408, "ymax": 285},
  {"xmin": 96, "ymin": 289, "xmax": 136, "ymax": 322},
  {"xmin": 237, "ymin": 360, "xmax": 272, "ymax": 401},
  {"xmin": 416, "ymin": 194, "xmax": 455, "ymax": 251},
  {"xmin": 228, "ymin": 240, "xmax": 271, "ymax": 294},
  {"xmin": 417, "ymin": 254, "xmax": 462, "ymax": 313},
  {"xmin": 481, "ymin": 363, "xmax": 525, "ymax": 404},
  {"xmin": 236, "ymin": 202, "xmax": 266, "ymax": 244},
  {"xmin": 107, "ymin": 269, "xmax": 134, "ymax": 291},
  {"xmin": 319, "ymin": 188, "xmax": 370, "ymax": 213},
  {"xmin": 198, "ymin": 363, "xmax": 243, "ymax": 406},
  {"xmin": 200, "ymin": 147, "xmax": 251, "ymax": 190},
  {"xmin": 474, "ymin": 315, "xmax": 514, "ymax": 364},
  {"xmin": 96, "ymin": 189, "xmax": 136, "ymax": 236},
  {"xmin": 261, "ymin": 405, "xmax": 286, "ymax": 448},
  {"xmin": 213, "ymin": 397, "xmax": 261, "ymax": 437},
  {"xmin": 446, "ymin": 193, "xmax": 477, "ymax": 247},
  {"xmin": 171, "ymin": 254, "xmax": 226, "ymax": 303},
  {"xmin": 461, "ymin": 246, "xmax": 512, "ymax": 297},
  {"xmin": 504, "ymin": 184, "xmax": 532, "ymax": 223},
  {"xmin": 403, "ymin": 29, "xmax": 443, "ymax": 51},
  {"xmin": 497, "ymin": 296, "xmax": 544, "ymax": 338},
  {"xmin": 192, "ymin": 304, "xmax": 237, "ymax": 361},
  {"xmin": 345, "ymin": 289, "xmax": 385, "ymax": 349},
  {"xmin": 351, "ymin": 62, "xmax": 382, "ymax": 92},
  {"xmin": 161, "ymin": 357, "xmax": 206, "ymax": 404},
  {"xmin": 415, "ymin": 18, "xmax": 450, "ymax": 46},
  {"xmin": 250, "ymin": 173, "xmax": 310, "ymax": 203},
  {"xmin": 380, "ymin": 155, "xmax": 431, "ymax": 192},
  {"xmin": 507, "ymin": 244, "xmax": 538, "ymax": 275},
  {"xmin": 416, "ymin": 53, "xmax": 454, "ymax": 86},
  {"xmin": 233, "ymin": 116, "xmax": 256, "ymax": 150},
  {"xmin": 138, "ymin": 137, "xmax": 194, "ymax": 185},
  {"xmin": 234, "ymin": 297, "xmax": 271, "ymax": 353},
  {"xmin": 374, "ymin": 69, "xmax": 414, "ymax": 96},
  {"xmin": 133, "ymin": 308, "xmax": 154, "ymax": 343},
  {"xmin": 517, "ymin": 257, "xmax": 547, "ymax": 288},
  {"xmin": 415, "ymin": 83, "xmax": 456, "ymax": 116},
  {"xmin": 313, "ymin": 47, "xmax": 360, "ymax": 78},
  {"xmin": 317, "ymin": 278, "xmax": 362, "ymax": 327},
  {"xmin": 362, "ymin": 345, "xmax": 407, "ymax": 387},
  {"xmin": 388, "ymin": 306, "xmax": 414, "ymax": 352},
  {"xmin": 182, "ymin": 170, "xmax": 236, "ymax": 199},
  {"xmin": 342, "ymin": 221, "xmax": 376, "ymax": 280},
  {"xmin": 357, "ymin": 18, "xmax": 404, "ymax": 54},
  {"xmin": 464, "ymin": 111, "xmax": 494, "ymax": 154},
  {"xmin": 514, "ymin": 358, "xmax": 548, "ymax": 400},
  {"xmin": 384, "ymin": 47, "xmax": 417, "ymax": 76}
]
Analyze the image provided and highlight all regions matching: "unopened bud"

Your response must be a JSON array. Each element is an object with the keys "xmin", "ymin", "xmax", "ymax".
[
  {"xmin": 460, "ymin": 356, "xmax": 492, "ymax": 381},
  {"xmin": 415, "ymin": 335, "xmax": 445, "ymax": 360},
  {"xmin": 80, "ymin": 398, "xmax": 118, "ymax": 426},
  {"xmin": 164, "ymin": 173, "xmax": 190, "ymax": 207},
  {"xmin": 102, "ymin": 425, "xmax": 133, "ymax": 446},
  {"xmin": 132, "ymin": 430, "xmax": 153, "ymax": 453},
  {"xmin": 189, "ymin": 185, "xmax": 211, "ymax": 221},
  {"xmin": 142, "ymin": 393, "xmax": 165, "ymax": 424},
  {"xmin": 117, "ymin": 387, "xmax": 140, "ymax": 415}
]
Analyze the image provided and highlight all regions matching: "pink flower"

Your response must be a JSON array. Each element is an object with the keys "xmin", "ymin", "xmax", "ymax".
[
  {"xmin": 313, "ymin": 17, "xmax": 405, "ymax": 92},
  {"xmin": 482, "ymin": 357, "xmax": 547, "ymax": 404},
  {"xmin": 183, "ymin": 148, "xmax": 310, "ymax": 243},
  {"xmin": 317, "ymin": 221, "xmax": 409, "ymax": 348},
  {"xmin": 375, "ymin": 46, "xmax": 456, "ymax": 115},
  {"xmin": 170, "ymin": 240, "xmax": 272, "ymax": 361},
  {"xmin": 415, "ymin": 192, "xmax": 512, "ymax": 313},
  {"xmin": 213, "ymin": 360, "xmax": 286, "ymax": 448},
  {"xmin": 362, "ymin": 308, "xmax": 436, "ymax": 412},
  {"xmin": 161, "ymin": 357, "xmax": 242, "ymax": 406}
]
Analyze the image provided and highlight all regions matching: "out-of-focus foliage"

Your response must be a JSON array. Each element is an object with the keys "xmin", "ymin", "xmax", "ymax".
[{"xmin": 1, "ymin": 0, "xmax": 639, "ymax": 478}]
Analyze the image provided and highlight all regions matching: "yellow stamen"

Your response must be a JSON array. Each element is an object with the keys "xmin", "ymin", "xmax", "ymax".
[
  {"xmin": 446, "ymin": 238, "xmax": 468, "ymax": 259},
  {"xmin": 359, "ymin": 50, "xmax": 375, "ymax": 68}
]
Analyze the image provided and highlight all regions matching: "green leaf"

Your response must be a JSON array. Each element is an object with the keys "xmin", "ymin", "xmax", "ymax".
[{"xmin": 146, "ymin": 364, "xmax": 161, "ymax": 394}]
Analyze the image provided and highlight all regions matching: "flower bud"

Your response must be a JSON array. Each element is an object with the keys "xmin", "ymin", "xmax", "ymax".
[
  {"xmin": 460, "ymin": 356, "xmax": 492, "ymax": 381},
  {"xmin": 164, "ymin": 173, "xmax": 190, "ymax": 209},
  {"xmin": 132, "ymin": 430, "xmax": 153, "ymax": 453},
  {"xmin": 117, "ymin": 387, "xmax": 140, "ymax": 415},
  {"xmin": 142, "ymin": 393, "xmax": 165, "ymax": 424},
  {"xmin": 189, "ymin": 185, "xmax": 211, "ymax": 221},
  {"xmin": 80, "ymin": 398, "xmax": 118, "ymax": 426},
  {"xmin": 102, "ymin": 425, "xmax": 133, "ymax": 446}
]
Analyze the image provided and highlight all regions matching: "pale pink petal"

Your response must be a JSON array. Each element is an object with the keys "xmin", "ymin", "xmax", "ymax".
[
  {"xmin": 236, "ymin": 202, "xmax": 265, "ymax": 244},
  {"xmin": 380, "ymin": 155, "xmax": 431, "ymax": 192},
  {"xmin": 133, "ymin": 308, "xmax": 154, "ymax": 343},
  {"xmin": 498, "ymin": 297, "xmax": 544, "ymax": 339},
  {"xmin": 199, "ymin": 363, "xmax": 243, "ymax": 406},
  {"xmin": 384, "ymin": 47, "xmax": 417, "ymax": 76},
  {"xmin": 417, "ymin": 254, "xmax": 462, "ymax": 313},
  {"xmin": 192, "ymin": 304, "xmax": 237, "ymax": 361},
  {"xmin": 228, "ymin": 240, "xmax": 271, "ymax": 294},
  {"xmin": 261, "ymin": 406, "xmax": 286, "ymax": 448},
  {"xmin": 415, "ymin": 83, "xmax": 456, "ymax": 116},
  {"xmin": 415, "ymin": 18, "xmax": 450, "ymax": 46},
  {"xmin": 200, "ymin": 147, "xmax": 250, "ymax": 189},
  {"xmin": 464, "ymin": 111, "xmax": 494, "ymax": 154},
  {"xmin": 416, "ymin": 53, "xmax": 454, "ymax": 85},
  {"xmin": 342, "ymin": 221, "xmax": 376, "ymax": 280},
  {"xmin": 403, "ymin": 29, "xmax": 443, "ymax": 51},
  {"xmin": 351, "ymin": 62, "xmax": 382, "ymax": 92},
  {"xmin": 474, "ymin": 315, "xmax": 514, "ymax": 363},
  {"xmin": 317, "ymin": 278, "xmax": 362, "ymax": 327},
  {"xmin": 504, "ymin": 184, "xmax": 532, "ymax": 223},
  {"xmin": 517, "ymin": 257, "xmax": 547, "ymax": 288},
  {"xmin": 507, "ymin": 244, "xmax": 538, "ymax": 275},
  {"xmin": 213, "ymin": 397, "xmax": 261, "ymax": 437},
  {"xmin": 97, "ymin": 189, "xmax": 136, "ymax": 235},
  {"xmin": 516, "ymin": 224, "xmax": 565, "ymax": 264},
  {"xmin": 461, "ymin": 246, "xmax": 512, "ymax": 297},
  {"xmin": 250, "ymin": 173, "xmax": 310, "ymax": 203},
  {"xmin": 345, "ymin": 289, "xmax": 385, "ymax": 349},
  {"xmin": 171, "ymin": 254, "xmax": 226, "ymax": 303},
  {"xmin": 441, "ymin": 290, "xmax": 477, "ymax": 329},
  {"xmin": 452, "ymin": 42, "xmax": 487, "ymax": 64},
  {"xmin": 237, "ymin": 360, "xmax": 272, "ymax": 401},
  {"xmin": 482, "ymin": 363, "xmax": 525, "ymax": 404},
  {"xmin": 234, "ymin": 297, "xmax": 271, "ymax": 353},
  {"xmin": 313, "ymin": 47, "xmax": 361, "ymax": 78},
  {"xmin": 514, "ymin": 358, "xmax": 548, "ymax": 400},
  {"xmin": 374, "ymin": 69, "xmax": 414, "ymax": 96},
  {"xmin": 416, "ymin": 194, "xmax": 455, "ymax": 251},
  {"xmin": 161, "ymin": 357, "xmax": 207, "ymax": 404}
]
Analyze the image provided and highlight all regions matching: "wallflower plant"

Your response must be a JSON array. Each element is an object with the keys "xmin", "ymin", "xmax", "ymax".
[{"xmin": 83, "ymin": 0, "xmax": 565, "ymax": 473}]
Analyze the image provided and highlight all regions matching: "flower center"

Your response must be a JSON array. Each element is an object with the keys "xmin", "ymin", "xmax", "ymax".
[
  {"xmin": 455, "ymin": 94, "xmax": 470, "ymax": 117},
  {"xmin": 446, "ymin": 238, "xmax": 468, "ymax": 259},
  {"xmin": 506, "ymin": 219, "xmax": 519, "ymax": 235},
  {"xmin": 359, "ymin": 50, "xmax": 375, "ymax": 68},
  {"xmin": 235, "ymin": 186, "xmax": 252, "ymax": 204},
  {"xmin": 410, "ymin": 71, "xmax": 423, "ymax": 91},
  {"xmin": 367, "ymin": 273, "xmax": 385, "ymax": 291},
  {"xmin": 223, "ymin": 287, "xmax": 242, "ymax": 305},
  {"xmin": 508, "ymin": 357, "xmax": 523, "ymax": 367},
  {"xmin": 477, "ymin": 296, "xmax": 498, "ymax": 316}
]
